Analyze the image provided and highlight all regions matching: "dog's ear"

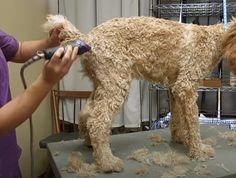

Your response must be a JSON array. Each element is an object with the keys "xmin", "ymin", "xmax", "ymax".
[{"xmin": 222, "ymin": 18, "xmax": 236, "ymax": 75}]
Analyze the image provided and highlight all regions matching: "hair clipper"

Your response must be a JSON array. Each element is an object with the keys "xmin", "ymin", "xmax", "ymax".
[{"xmin": 43, "ymin": 39, "xmax": 91, "ymax": 60}]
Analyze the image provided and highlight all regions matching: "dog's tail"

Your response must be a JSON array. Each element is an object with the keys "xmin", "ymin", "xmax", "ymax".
[
  {"xmin": 43, "ymin": 14, "xmax": 85, "ymax": 44},
  {"xmin": 222, "ymin": 17, "xmax": 236, "ymax": 75}
]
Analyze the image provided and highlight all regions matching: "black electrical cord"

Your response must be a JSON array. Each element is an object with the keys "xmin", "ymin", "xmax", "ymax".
[
  {"xmin": 20, "ymin": 53, "xmax": 44, "ymax": 178},
  {"xmin": 19, "ymin": 39, "xmax": 90, "ymax": 178}
]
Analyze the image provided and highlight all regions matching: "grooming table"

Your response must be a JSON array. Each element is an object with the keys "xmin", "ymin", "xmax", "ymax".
[{"xmin": 47, "ymin": 124, "xmax": 236, "ymax": 178}]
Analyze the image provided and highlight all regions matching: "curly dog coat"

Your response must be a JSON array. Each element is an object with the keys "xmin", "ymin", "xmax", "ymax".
[{"xmin": 44, "ymin": 15, "xmax": 236, "ymax": 172}]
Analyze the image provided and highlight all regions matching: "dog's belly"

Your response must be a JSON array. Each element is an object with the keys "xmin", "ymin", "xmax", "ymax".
[{"xmin": 132, "ymin": 60, "xmax": 179, "ymax": 86}]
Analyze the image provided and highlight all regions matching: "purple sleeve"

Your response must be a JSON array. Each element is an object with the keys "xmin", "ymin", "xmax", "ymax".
[{"xmin": 0, "ymin": 30, "xmax": 19, "ymax": 61}]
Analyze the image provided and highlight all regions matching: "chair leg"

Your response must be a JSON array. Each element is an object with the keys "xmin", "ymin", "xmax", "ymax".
[{"xmin": 43, "ymin": 165, "xmax": 55, "ymax": 178}]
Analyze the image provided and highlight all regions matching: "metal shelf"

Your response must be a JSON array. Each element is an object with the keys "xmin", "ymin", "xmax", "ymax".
[
  {"xmin": 157, "ymin": 0, "xmax": 236, "ymax": 3},
  {"xmin": 149, "ymin": 84, "xmax": 236, "ymax": 92},
  {"xmin": 148, "ymin": 1, "xmax": 236, "ymax": 124},
  {"xmin": 154, "ymin": 2, "xmax": 236, "ymax": 17}
]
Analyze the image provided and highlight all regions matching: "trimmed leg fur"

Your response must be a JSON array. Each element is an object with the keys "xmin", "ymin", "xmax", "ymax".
[
  {"xmin": 79, "ymin": 95, "xmax": 93, "ymax": 146},
  {"xmin": 83, "ymin": 80, "xmax": 131, "ymax": 172},
  {"xmin": 169, "ymin": 91, "xmax": 185, "ymax": 144},
  {"xmin": 171, "ymin": 79, "xmax": 214, "ymax": 160}
]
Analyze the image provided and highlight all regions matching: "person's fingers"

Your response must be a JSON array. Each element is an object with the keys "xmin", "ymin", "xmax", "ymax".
[
  {"xmin": 60, "ymin": 46, "xmax": 78, "ymax": 70},
  {"xmin": 64, "ymin": 46, "xmax": 78, "ymax": 69},
  {"xmin": 48, "ymin": 25, "xmax": 64, "ymax": 46},
  {"xmin": 61, "ymin": 45, "xmax": 72, "ymax": 65},
  {"xmin": 50, "ymin": 47, "xmax": 64, "ymax": 63},
  {"xmin": 48, "ymin": 45, "xmax": 78, "ymax": 71},
  {"xmin": 71, "ymin": 46, "xmax": 79, "ymax": 60},
  {"xmin": 49, "ymin": 25, "xmax": 63, "ymax": 36}
]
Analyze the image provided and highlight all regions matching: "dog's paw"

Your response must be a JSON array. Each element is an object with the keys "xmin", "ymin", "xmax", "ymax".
[
  {"xmin": 97, "ymin": 155, "xmax": 124, "ymax": 173},
  {"xmin": 189, "ymin": 144, "xmax": 215, "ymax": 160}
]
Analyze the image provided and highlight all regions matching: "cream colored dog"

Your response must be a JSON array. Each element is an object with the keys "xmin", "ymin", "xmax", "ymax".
[{"xmin": 44, "ymin": 15, "xmax": 236, "ymax": 172}]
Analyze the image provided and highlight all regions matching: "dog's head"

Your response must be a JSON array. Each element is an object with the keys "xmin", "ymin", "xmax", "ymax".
[{"xmin": 222, "ymin": 17, "xmax": 236, "ymax": 75}]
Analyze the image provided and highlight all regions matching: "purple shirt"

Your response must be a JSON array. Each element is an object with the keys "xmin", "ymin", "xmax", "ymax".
[{"xmin": 0, "ymin": 30, "xmax": 22, "ymax": 178}]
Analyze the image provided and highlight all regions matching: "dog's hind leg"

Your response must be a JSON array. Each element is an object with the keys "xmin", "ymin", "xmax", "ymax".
[
  {"xmin": 78, "ymin": 93, "xmax": 94, "ymax": 146},
  {"xmin": 85, "ymin": 79, "xmax": 131, "ymax": 172},
  {"xmin": 171, "ymin": 79, "xmax": 214, "ymax": 159}
]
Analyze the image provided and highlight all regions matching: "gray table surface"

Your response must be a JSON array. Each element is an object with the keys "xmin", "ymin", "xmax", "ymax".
[{"xmin": 47, "ymin": 124, "xmax": 236, "ymax": 178}]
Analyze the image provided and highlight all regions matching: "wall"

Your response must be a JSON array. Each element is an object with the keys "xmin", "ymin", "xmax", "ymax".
[{"xmin": 0, "ymin": 0, "xmax": 53, "ymax": 177}]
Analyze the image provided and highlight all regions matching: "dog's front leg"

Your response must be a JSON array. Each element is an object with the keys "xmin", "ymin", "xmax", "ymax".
[{"xmin": 171, "ymin": 81, "xmax": 214, "ymax": 160}]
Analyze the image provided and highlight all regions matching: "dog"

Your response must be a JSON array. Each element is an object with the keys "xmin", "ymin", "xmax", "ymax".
[{"xmin": 44, "ymin": 15, "xmax": 236, "ymax": 172}]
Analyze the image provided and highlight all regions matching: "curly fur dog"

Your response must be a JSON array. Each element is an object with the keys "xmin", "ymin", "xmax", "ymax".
[{"xmin": 44, "ymin": 15, "xmax": 236, "ymax": 172}]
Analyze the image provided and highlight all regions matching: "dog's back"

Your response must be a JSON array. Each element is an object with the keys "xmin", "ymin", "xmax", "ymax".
[{"xmin": 82, "ymin": 16, "xmax": 224, "ymax": 85}]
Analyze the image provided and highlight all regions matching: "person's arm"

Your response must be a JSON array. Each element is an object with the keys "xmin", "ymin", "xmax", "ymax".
[
  {"xmin": 0, "ymin": 45, "xmax": 78, "ymax": 135},
  {"xmin": 11, "ymin": 28, "xmax": 61, "ymax": 63}
]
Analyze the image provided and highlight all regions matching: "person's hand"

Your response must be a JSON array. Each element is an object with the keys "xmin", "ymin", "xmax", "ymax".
[
  {"xmin": 41, "ymin": 45, "xmax": 79, "ymax": 86},
  {"xmin": 46, "ymin": 26, "xmax": 63, "ymax": 48}
]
